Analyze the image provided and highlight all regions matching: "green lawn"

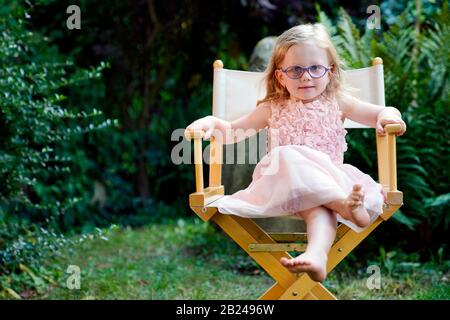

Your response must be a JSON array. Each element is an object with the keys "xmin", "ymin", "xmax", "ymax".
[{"xmin": 38, "ymin": 219, "xmax": 449, "ymax": 300}]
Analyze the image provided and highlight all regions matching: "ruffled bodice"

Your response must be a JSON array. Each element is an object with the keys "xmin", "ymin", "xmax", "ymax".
[
  {"xmin": 209, "ymin": 94, "xmax": 384, "ymax": 233},
  {"xmin": 266, "ymin": 94, "xmax": 348, "ymax": 164}
]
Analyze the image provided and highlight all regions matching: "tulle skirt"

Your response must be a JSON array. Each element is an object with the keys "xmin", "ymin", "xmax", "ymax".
[{"xmin": 206, "ymin": 145, "xmax": 385, "ymax": 232}]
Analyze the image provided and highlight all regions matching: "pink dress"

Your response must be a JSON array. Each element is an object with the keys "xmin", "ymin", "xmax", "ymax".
[{"xmin": 207, "ymin": 94, "xmax": 385, "ymax": 232}]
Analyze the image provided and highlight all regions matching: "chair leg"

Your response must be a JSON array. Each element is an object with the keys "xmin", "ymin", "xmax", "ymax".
[
  {"xmin": 304, "ymin": 292, "xmax": 319, "ymax": 300},
  {"xmin": 311, "ymin": 283, "xmax": 337, "ymax": 300},
  {"xmin": 213, "ymin": 213, "xmax": 339, "ymax": 300},
  {"xmin": 259, "ymin": 282, "xmax": 285, "ymax": 300},
  {"xmin": 277, "ymin": 206, "xmax": 401, "ymax": 299},
  {"xmin": 278, "ymin": 272, "xmax": 322, "ymax": 300},
  {"xmin": 212, "ymin": 213, "xmax": 298, "ymax": 288},
  {"xmin": 204, "ymin": 204, "xmax": 402, "ymax": 300}
]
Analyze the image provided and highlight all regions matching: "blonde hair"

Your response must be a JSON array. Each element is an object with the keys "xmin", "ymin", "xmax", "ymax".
[{"xmin": 258, "ymin": 23, "xmax": 345, "ymax": 105}]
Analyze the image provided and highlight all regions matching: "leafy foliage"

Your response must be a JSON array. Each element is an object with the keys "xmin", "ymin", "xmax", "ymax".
[
  {"xmin": 0, "ymin": 4, "xmax": 114, "ymax": 297},
  {"xmin": 319, "ymin": 2, "xmax": 449, "ymax": 253}
]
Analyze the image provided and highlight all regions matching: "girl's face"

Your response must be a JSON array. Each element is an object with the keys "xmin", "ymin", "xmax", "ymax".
[{"xmin": 275, "ymin": 42, "xmax": 332, "ymax": 103}]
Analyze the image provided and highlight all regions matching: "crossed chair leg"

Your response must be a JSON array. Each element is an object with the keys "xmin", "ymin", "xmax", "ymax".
[{"xmin": 193, "ymin": 203, "xmax": 401, "ymax": 300}]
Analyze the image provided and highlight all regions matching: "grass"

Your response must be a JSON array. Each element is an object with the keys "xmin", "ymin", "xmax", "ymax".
[{"xmin": 35, "ymin": 218, "xmax": 449, "ymax": 300}]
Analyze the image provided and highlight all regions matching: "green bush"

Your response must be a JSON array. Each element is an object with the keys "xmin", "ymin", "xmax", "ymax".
[
  {"xmin": 0, "ymin": 3, "xmax": 114, "ymax": 297},
  {"xmin": 318, "ymin": 2, "xmax": 449, "ymax": 255}
]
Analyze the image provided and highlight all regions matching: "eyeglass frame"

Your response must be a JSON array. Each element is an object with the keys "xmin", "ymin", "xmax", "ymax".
[{"xmin": 279, "ymin": 64, "xmax": 332, "ymax": 79}]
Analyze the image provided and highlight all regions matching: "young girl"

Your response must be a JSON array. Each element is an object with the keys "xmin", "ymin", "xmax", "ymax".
[{"xmin": 185, "ymin": 23, "xmax": 406, "ymax": 282}]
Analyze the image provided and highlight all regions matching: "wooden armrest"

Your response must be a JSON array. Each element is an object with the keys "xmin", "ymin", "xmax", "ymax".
[
  {"xmin": 184, "ymin": 129, "xmax": 206, "ymax": 192},
  {"xmin": 185, "ymin": 128, "xmax": 223, "ymax": 194},
  {"xmin": 376, "ymin": 124, "xmax": 403, "ymax": 198},
  {"xmin": 384, "ymin": 124, "xmax": 402, "ymax": 134},
  {"xmin": 184, "ymin": 129, "xmax": 205, "ymax": 141}
]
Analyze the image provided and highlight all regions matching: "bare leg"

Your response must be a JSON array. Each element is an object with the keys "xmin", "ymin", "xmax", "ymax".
[
  {"xmin": 323, "ymin": 184, "xmax": 371, "ymax": 228},
  {"xmin": 280, "ymin": 206, "xmax": 337, "ymax": 282}
]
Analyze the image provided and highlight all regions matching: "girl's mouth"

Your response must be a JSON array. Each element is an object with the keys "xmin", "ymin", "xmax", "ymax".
[{"xmin": 299, "ymin": 86, "xmax": 315, "ymax": 90}]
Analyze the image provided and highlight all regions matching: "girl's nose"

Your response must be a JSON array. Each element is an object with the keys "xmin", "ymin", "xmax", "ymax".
[{"xmin": 300, "ymin": 71, "xmax": 312, "ymax": 81}]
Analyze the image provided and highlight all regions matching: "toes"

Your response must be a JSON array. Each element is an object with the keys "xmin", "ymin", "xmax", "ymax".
[
  {"xmin": 281, "ymin": 258, "xmax": 306, "ymax": 274},
  {"xmin": 280, "ymin": 257, "xmax": 290, "ymax": 266},
  {"xmin": 286, "ymin": 266, "xmax": 296, "ymax": 273},
  {"xmin": 281, "ymin": 257, "xmax": 302, "ymax": 268},
  {"xmin": 287, "ymin": 264, "xmax": 307, "ymax": 273},
  {"xmin": 295, "ymin": 258, "xmax": 311, "ymax": 266},
  {"xmin": 291, "ymin": 259, "xmax": 303, "ymax": 266},
  {"xmin": 352, "ymin": 185, "xmax": 365, "ymax": 197},
  {"xmin": 350, "ymin": 200, "xmax": 363, "ymax": 208},
  {"xmin": 287, "ymin": 266, "xmax": 301, "ymax": 273},
  {"xmin": 351, "ymin": 195, "xmax": 364, "ymax": 205},
  {"xmin": 292, "ymin": 260, "xmax": 303, "ymax": 266},
  {"xmin": 283, "ymin": 255, "xmax": 313, "ymax": 269}
]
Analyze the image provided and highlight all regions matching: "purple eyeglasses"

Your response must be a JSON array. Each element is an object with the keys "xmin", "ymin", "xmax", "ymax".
[{"xmin": 280, "ymin": 64, "xmax": 331, "ymax": 79}]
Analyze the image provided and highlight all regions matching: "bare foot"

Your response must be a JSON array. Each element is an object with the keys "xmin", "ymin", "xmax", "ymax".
[
  {"xmin": 280, "ymin": 251, "xmax": 328, "ymax": 282},
  {"xmin": 343, "ymin": 184, "xmax": 370, "ymax": 228}
]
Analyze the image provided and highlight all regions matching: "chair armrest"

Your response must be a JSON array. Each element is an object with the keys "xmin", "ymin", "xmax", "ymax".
[
  {"xmin": 184, "ymin": 129, "xmax": 206, "ymax": 192},
  {"xmin": 376, "ymin": 124, "xmax": 403, "ymax": 207},
  {"xmin": 384, "ymin": 123, "xmax": 402, "ymax": 134},
  {"xmin": 185, "ymin": 129, "xmax": 224, "ymax": 198},
  {"xmin": 384, "ymin": 124, "xmax": 401, "ymax": 192},
  {"xmin": 184, "ymin": 129, "xmax": 205, "ymax": 141},
  {"xmin": 377, "ymin": 124, "xmax": 404, "ymax": 219}
]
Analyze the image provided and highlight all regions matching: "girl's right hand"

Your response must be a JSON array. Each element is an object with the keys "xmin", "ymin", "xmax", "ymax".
[{"xmin": 185, "ymin": 116, "xmax": 216, "ymax": 140}]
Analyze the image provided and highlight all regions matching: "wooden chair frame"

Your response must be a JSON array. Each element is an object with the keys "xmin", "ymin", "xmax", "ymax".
[{"xmin": 185, "ymin": 58, "xmax": 403, "ymax": 300}]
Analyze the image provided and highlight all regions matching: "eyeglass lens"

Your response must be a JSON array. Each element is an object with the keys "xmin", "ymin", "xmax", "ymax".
[{"xmin": 286, "ymin": 65, "xmax": 327, "ymax": 79}]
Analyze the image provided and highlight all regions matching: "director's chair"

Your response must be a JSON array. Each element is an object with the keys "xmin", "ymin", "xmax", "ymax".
[{"xmin": 185, "ymin": 57, "xmax": 403, "ymax": 300}]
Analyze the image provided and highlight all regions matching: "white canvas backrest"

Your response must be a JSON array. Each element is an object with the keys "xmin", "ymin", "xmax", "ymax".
[{"xmin": 212, "ymin": 62, "xmax": 385, "ymax": 129}]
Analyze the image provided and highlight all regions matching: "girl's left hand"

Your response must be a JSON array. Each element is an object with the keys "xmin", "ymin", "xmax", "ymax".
[{"xmin": 376, "ymin": 116, "xmax": 407, "ymax": 136}]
